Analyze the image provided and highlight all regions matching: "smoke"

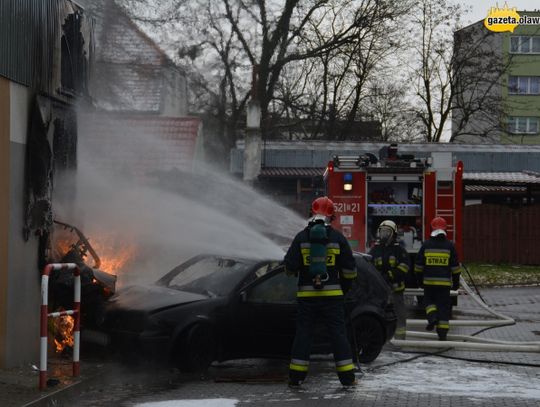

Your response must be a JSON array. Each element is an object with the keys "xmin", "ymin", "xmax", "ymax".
[{"xmin": 54, "ymin": 117, "xmax": 306, "ymax": 286}]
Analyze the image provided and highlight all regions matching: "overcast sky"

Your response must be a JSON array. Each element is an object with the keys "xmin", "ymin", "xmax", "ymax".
[{"xmin": 458, "ymin": 0, "xmax": 540, "ymax": 25}]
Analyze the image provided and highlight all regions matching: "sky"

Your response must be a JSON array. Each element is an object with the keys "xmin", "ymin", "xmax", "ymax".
[{"xmin": 459, "ymin": 0, "xmax": 540, "ymax": 25}]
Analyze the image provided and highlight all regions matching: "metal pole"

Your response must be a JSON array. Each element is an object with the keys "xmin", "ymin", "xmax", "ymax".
[
  {"xmin": 73, "ymin": 267, "xmax": 81, "ymax": 377},
  {"xmin": 39, "ymin": 263, "xmax": 80, "ymax": 390}
]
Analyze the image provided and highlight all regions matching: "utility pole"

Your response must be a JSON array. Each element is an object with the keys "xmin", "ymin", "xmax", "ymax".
[{"xmin": 243, "ymin": 65, "xmax": 261, "ymax": 183}]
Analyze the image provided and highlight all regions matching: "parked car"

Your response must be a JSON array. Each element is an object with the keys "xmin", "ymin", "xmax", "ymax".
[{"xmin": 98, "ymin": 253, "xmax": 396, "ymax": 372}]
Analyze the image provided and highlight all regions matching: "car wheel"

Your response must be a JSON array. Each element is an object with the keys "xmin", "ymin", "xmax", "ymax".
[
  {"xmin": 175, "ymin": 323, "xmax": 216, "ymax": 373},
  {"xmin": 352, "ymin": 315, "xmax": 385, "ymax": 363}
]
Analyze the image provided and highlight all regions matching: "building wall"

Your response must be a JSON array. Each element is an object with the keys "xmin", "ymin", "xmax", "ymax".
[
  {"xmin": 0, "ymin": 80, "xmax": 40, "ymax": 368},
  {"xmin": 452, "ymin": 23, "xmax": 504, "ymax": 143},
  {"xmin": 0, "ymin": 77, "xmax": 10, "ymax": 367},
  {"xmin": 501, "ymin": 14, "xmax": 540, "ymax": 145}
]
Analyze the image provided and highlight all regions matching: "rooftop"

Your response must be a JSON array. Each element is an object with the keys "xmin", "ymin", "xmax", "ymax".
[{"xmin": 79, "ymin": 112, "xmax": 201, "ymax": 178}]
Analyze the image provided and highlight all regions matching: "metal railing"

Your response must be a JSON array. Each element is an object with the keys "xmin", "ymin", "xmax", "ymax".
[{"xmin": 40, "ymin": 263, "xmax": 81, "ymax": 390}]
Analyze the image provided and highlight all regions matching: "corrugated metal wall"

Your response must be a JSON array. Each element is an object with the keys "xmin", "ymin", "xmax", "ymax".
[
  {"xmin": 0, "ymin": 0, "xmax": 60, "ymax": 91},
  {"xmin": 231, "ymin": 148, "xmax": 540, "ymax": 173},
  {"xmin": 463, "ymin": 204, "xmax": 540, "ymax": 264}
]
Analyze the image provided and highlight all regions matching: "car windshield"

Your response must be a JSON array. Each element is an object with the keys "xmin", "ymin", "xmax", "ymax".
[{"xmin": 164, "ymin": 257, "xmax": 253, "ymax": 297}]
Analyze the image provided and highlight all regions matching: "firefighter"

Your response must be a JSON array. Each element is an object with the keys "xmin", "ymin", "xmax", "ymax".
[
  {"xmin": 414, "ymin": 217, "xmax": 461, "ymax": 341},
  {"xmin": 368, "ymin": 220, "xmax": 409, "ymax": 339},
  {"xmin": 284, "ymin": 196, "xmax": 357, "ymax": 388}
]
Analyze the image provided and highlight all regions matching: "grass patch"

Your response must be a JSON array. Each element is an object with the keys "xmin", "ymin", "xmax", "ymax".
[{"xmin": 461, "ymin": 263, "xmax": 540, "ymax": 287}]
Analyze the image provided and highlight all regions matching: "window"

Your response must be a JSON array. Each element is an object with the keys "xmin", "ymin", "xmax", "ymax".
[
  {"xmin": 166, "ymin": 257, "xmax": 251, "ymax": 297},
  {"xmin": 60, "ymin": 12, "xmax": 87, "ymax": 95},
  {"xmin": 507, "ymin": 117, "xmax": 539, "ymax": 134},
  {"xmin": 508, "ymin": 76, "xmax": 540, "ymax": 95},
  {"xmin": 510, "ymin": 36, "xmax": 540, "ymax": 53},
  {"xmin": 246, "ymin": 271, "xmax": 296, "ymax": 304}
]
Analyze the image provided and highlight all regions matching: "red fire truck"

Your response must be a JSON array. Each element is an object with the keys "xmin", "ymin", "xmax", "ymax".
[{"xmin": 324, "ymin": 144, "xmax": 463, "ymax": 262}]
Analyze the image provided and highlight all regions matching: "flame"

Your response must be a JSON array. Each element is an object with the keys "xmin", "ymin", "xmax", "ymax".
[
  {"xmin": 52, "ymin": 227, "xmax": 137, "ymax": 275},
  {"xmin": 89, "ymin": 238, "xmax": 137, "ymax": 274},
  {"xmin": 51, "ymin": 234, "xmax": 79, "ymax": 260},
  {"xmin": 53, "ymin": 315, "xmax": 74, "ymax": 353}
]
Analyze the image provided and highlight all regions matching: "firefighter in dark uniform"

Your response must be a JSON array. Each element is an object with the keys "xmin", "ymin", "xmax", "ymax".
[
  {"xmin": 284, "ymin": 196, "xmax": 357, "ymax": 388},
  {"xmin": 369, "ymin": 220, "xmax": 409, "ymax": 339},
  {"xmin": 414, "ymin": 217, "xmax": 461, "ymax": 341}
]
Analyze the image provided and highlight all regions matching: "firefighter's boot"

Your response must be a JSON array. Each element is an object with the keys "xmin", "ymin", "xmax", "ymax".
[
  {"xmin": 437, "ymin": 321, "xmax": 449, "ymax": 341},
  {"xmin": 425, "ymin": 304, "xmax": 438, "ymax": 331}
]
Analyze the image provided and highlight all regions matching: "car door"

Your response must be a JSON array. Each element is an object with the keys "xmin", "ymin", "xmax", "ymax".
[{"xmin": 234, "ymin": 266, "xmax": 298, "ymax": 358}]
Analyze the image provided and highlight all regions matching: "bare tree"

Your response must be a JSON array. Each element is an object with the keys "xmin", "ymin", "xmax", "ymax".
[
  {"xmin": 406, "ymin": 0, "xmax": 510, "ymax": 143},
  {"xmin": 268, "ymin": 0, "xmax": 411, "ymax": 140},
  {"xmin": 451, "ymin": 25, "xmax": 510, "ymax": 142},
  {"xmin": 121, "ymin": 0, "xmax": 412, "ymax": 146},
  {"xmin": 362, "ymin": 80, "xmax": 423, "ymax": 142}
]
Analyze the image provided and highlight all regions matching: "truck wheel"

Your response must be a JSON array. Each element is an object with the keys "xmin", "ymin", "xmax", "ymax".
[
  {"xmin": 175, "ymin": 323, "xmax": 216, "ymax": 373},
  {"xmin": 353, "ymin": 315, "xmax": 385, "ymax": 363}
]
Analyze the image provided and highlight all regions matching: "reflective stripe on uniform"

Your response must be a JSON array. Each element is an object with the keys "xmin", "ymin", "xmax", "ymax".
[
  {"xmin": 336, "ymin": 363, "xmax": 355, "ymax": 372},
  {"xmin": 290, "ymin": 358, "xmax": 309, "ymax": 372},
  {"xmin": 393, "ymin": 282, "xmax": 405, "ymax": 292},
  {"xmin": 414, "ymin": 265, "xmax": 424, "ymax": 272},
  {"xmin": 299, "ymin": 284, "xmax": 341, "ymax": 291},
  {"xmin": 397, "ymin": 263, "xmax": 409, "ymax": 273},
  {"xmin": 425, "ymin": 305, "xmax": 437, "ymax": 314},
  {"xmin": 389, "ymin": 256, "xmax": 397, "ymax": 267},
  {"xmin": 451, "ymin": 265, "xmax": 462, "ymax": 274},
  {"xmin": 335, "ymin": 358, "xmax": 355, "ymax": 372},
  {"xmin": 425, "ymin": 249, "xmax": 450, "ymax": 255},
  {"xmin": 341, "ymin": 268, "xmax": 357, "ymax": 279},
  {"xmin": 297, "ymin": 289, "xmax": 344, "ymax": 297},
  {"xmin": 437, "ymin": 321, "xmax": 449, "ymax": 329},
  {"xmin": 424, "ymin": 279, "xmax": 452, "ymax": 287}
]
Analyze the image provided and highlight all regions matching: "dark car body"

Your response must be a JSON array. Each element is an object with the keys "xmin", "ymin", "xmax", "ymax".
[{"xmin": 99, "ymin": 253, "xmax": 396, "ymax": 371}]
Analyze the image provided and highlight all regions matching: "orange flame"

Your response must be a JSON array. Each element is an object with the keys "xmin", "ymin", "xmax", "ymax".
[
  {"xmin": 89, "ymin": 238, "xmax": 137, "ymax": 274},
  {"xmin": 54, "ymin": 315, "xmax": 74, "ymax": 353}
]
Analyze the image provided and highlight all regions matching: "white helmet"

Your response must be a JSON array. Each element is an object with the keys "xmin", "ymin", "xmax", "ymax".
[{"xmin": 378, "ymin": 220, "xmax": 397, "ymax": 244}]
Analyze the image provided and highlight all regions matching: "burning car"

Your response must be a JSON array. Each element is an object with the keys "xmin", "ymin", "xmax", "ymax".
[
  {"xmin": 49, "ymin": 220, "xmax": 117, "ymax": 342},
  {"xmin": 98, "ymin": 253, "xmax": 396, "ymax": 371}
]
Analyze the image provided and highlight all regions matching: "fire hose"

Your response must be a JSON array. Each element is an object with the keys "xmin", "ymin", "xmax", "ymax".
[{"xmin": 390, "ymin": 275, "xmax": 540, "ymax": 353}]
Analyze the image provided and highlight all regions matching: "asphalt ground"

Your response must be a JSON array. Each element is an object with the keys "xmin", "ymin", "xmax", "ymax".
[{"xmin": 1, "ymin": 286, "xmax": 539, "ymax": 407}]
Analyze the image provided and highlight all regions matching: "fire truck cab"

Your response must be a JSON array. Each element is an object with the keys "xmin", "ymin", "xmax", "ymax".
[{"xmin": 324, "ymin": 144, "xmax": 463, "ymax": 268}]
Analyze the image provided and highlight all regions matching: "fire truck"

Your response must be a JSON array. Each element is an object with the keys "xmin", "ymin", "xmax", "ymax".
[{"xmin": 324, "ymin": 144, "xmax": 463, "ymax": 265}]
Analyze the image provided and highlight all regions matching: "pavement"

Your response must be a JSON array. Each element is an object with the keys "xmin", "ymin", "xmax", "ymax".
[{"xmin": 1, "ymin": 286, "xmax": 539, "ymax": 407}]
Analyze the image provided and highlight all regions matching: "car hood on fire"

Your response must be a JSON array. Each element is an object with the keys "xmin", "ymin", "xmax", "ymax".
[{"xmin": 107, "ymin": 284, "xmax": 207, "ymax": 313}]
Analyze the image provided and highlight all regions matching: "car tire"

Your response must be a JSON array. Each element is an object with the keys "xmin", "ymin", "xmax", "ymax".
[
  {"xmin": 175, "ymin": 323, "xmax": 216, "ymax": 373},
  {"xmin": 352, "ymin": 315, "xmax": 385, "ymax": 363}
]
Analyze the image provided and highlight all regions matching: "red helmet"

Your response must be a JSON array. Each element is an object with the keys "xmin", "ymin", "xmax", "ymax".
[
  {"xmin": 311, "ymin": 196, "xmax": 335, "ymax": 217},
  {"xmin": 430, "ymin": 217, "xmax": 447, "ymax": 236}
]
